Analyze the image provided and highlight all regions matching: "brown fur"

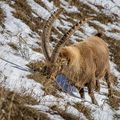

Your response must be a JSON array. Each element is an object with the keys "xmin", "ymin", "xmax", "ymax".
[{"xmin": 60, "ymin": 36, "xmax": 112, "ymax": 104}]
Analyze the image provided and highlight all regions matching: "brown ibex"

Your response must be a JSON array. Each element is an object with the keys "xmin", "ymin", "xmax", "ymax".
[{"xmin": 41, "ymin": 8, "xmax": 112, "ymax": 105}]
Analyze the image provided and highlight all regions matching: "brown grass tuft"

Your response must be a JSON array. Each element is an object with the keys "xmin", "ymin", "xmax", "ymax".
[
  {"xmin": 113, "ymin": 114, "xmax": 120, "ymax": 120},
  {"xmin": 32, "ymin": 47, "xmax": 42, "ymax": 53},
  {"xmin": 107, "ymin": 87, "xmax": 120, "ymax": 110},
  {"xmin": 8, "ymin": 42, "xmax": 18, "ymax": 50},
  {"xmin": 110, "ymin": 74, "xmax": 118, "ymax": 85},
  {"xmin": 0, "ymin": 8, "xmax": 5, "ymax": 25},
  {"xmin": 108, "ymin": 95, "xmax": 120, "ymax": 110},
  {"xmin": 74, "ymin": 102, "xmax": 93, "ymax": 120},
  {"xmin": 10, "ymin": 0, "xmax": 43, "ymax": 35},
  {"xmin": 0, "ymin": 87, "xmax": 50, "ymax": 120},
  {"xmin": 34, "ymin": 0, "xmax": 47, "ymax": 8},
  {"xmin": 26, "ymin": 61, "xmax": 44, "ymax": 72},
  {"xmin": 102, "ymin": 35, "xmax": 120, "ymax": 71},
  {"xmin": 51, "ymin": 105, "xmax": 80, "ymax": 120},
  {"xmin": 27, "ymin": 61, "xmax": 60, "ymax": 97},
  {"xmin": 112, "ymin": 88, "xmax": 120, "ymax": 97}
]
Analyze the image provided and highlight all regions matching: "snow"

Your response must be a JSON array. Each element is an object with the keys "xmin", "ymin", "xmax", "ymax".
[
  {"xmin": 42, "ymin": 0, "xmax": 56, "ymax": 11},
  {"xmin": 81, "ymin": 23, "xmax": 97, "ymax": 37},
  {"xmin": 80, "ymin": 0, "xmax": 120, "ymax": 17},
  {"xmin": 0, "ymin": 2, "xmax": 44, "ymax": 99},
  {"xmin": 60, "ymin": 0, "xmax": 80, "ymax": 13},
  {"xmin": 91, "ymin": 20, "xmax": 120, "ymax": 40},
  {"xmin": 27, "ymin": 0, "xmax": 51, "ymax": 20},
  {"xmin": 66, "ymin": 106, "xmax": 87, "ymax": 120},
  {"xmin": 0, "ymin": 0, "xmax": 120, "ymax": 120},
  {"xmin": 80, "ymin": 0, "xmax": 100, "ymax": 12},
  {"xmin": 106, "ymin": 32, "xmax": 120, "ymax": 40}
]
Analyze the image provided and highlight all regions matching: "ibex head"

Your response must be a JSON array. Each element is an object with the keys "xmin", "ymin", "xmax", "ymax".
[{"xmin": 41, "ymin": 8, "xmax": 93, "ymax": 77}]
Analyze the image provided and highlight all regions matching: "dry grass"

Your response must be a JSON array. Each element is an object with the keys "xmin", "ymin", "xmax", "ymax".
[
  {"xmin": 8, "ymin": 42, "xmax": 18, "ymax": 51},
  {"xmin": 107, "ymin": 87, "xmax": 120, "ymax": 110},
  {"xmin": 69, "ymin": 0, "xmax": 117, "ymax": 24},
  {"xmin": 108, "ymin": 29, "xmax": 120, "ymax": 33},
  {"xmin": 67, "ymin": 1, "xmax": 96, "ymax": 19},
  {"xmin": 27, "ymin": 61, "xmax": 60, "ymax": 97},
  {"xmin": 32, "ymin": 47, "xmax": 42, "ymax": 53},
  {"xmin": 74, "ymin": 102, "xmax": 93, "ymax": 120},
  {"xmin": 10, "ymin": 0, "xmax": 43, "ymax": 35},
  {"xmin": 35, "ymin": 0, "xmax": 61, "ymax": 9},
  {"xmin": 26, "ymin": 61, "xmax": 44, "ymax": 72},
  {"xmin": 49, "ymin": 0, "xmax": 61, "ymax": 7},
  {"xmin": 0, "ymin": 8, "xmax": 5, "ymax": 25},
  {"xmin": 102, "ymin": 36, "xmax": 120, "ymax": 71},
  {"xmin": 112, "ymin": 88, "xmax": 120, "ymax": 97},
  {"xmin": 113, "ymin": 114, "xmax": 120, "ymax": 120},
  {"xmin": 51, "ymin": 105, "xmax": 80, "ymax": 120},
  {"xmin": 88, "ymin": 21, "xmax": 105, "ymax": 32},
  {"xmin": 34, "ymin": 0, "xmax": 47, "ymax": 9},
  {"xmin": 110, "ymin": 74, "xmax": 118, "ymax": 85},
  {"xmin": 108, "ymin": 96, "xmax": 120, "ymax": 110},
  {"xmin": 0, "ymin": 87, "xmax": 50, "ymax": 120}
]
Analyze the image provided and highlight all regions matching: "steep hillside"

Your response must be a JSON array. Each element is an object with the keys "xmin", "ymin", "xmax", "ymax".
[{"xmin": 0, "ymin": 0, "xmax": 120, "ymax": 120}]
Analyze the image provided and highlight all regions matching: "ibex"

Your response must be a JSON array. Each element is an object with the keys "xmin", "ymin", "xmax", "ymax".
[{"xmin": 41, "ymin": 8, "xmax": 112, "ymax": 105}]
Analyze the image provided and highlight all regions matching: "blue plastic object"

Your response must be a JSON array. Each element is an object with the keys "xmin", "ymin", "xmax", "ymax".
[{"xmin": 56, "ymin": 73, "xmax": 80, "ymax": 98}]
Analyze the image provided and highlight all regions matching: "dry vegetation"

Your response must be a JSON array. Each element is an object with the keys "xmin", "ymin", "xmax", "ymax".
[
  {"xmin": 34, "ymin": 0, "xmax": 47, "ymax": 9},
  {"xmin": 74, "ymin": 103, "xmax": 93, "ymax": 120},
  {"xmin": 51, "ymin": 105, "xmax": 80, "ymax": 120},
  {"xmin": 11, "ymin": 0, "xmax": 43, "ymax": 35},
  {"xmin": 0, "ymin": 87, "xmax": 50, "ymax": 120},
  {"xmin": 106, "ymin": 38, "xmax": 120, "ymax": 71},
  {"xmin": 32, "ymin": 47, "xmax": 43, "ymax": 53},
  {"xmin": 0, "ymin": 8, "xmax": 4, "ymax": 25},
  {"xmin": 8, "ymin": 42, "xmax": 18, "ymax": 51},
  {"xmin": 108, "ymin": 88, "xmax": 120, "ymax": 110},
  {"xmin": 27, "ymin": 61, "xmax": 60, "ymax": 97},
  {"xmin": 113, "ymin": 114, "xmax": 120, "ymax": 120}
]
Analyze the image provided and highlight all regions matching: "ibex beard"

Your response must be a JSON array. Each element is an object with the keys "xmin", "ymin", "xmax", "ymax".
[{"xmin": 60, "ymin": 35, "xmax": 112, "ymax": 105}]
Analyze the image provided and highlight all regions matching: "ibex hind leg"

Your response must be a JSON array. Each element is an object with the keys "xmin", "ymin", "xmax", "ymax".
[
  {"xmin": 105, "ymin": 70, "xmax": 112, "ymax": 97},
  {"xmin": 87, "ymin": 82, "xmax": 98, "ymax": 105},
  {"xmin": 95, "ymin": 80, "xmax": 100, "ymax": 92}
]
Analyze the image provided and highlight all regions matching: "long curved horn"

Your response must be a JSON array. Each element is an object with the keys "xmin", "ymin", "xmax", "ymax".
[
  {"xmin": 50, "ymin": 17, "xmax": 93, "ymax": 63},
  {"xmin": 41, "ymin": 8, "xmax": 63, "ymax": 63}
]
